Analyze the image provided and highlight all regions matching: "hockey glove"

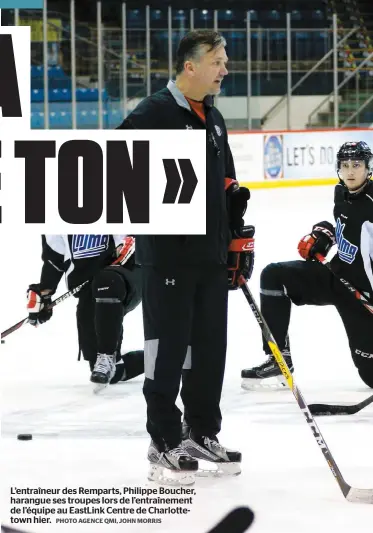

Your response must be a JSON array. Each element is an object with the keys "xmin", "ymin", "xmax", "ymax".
[
  {"xmin": 27, "ymin": 284, "xmax": 53, "ymax": 326},
  {"xmin": 225, "ymin": 178, "xmax": 251, "ymax": 231},
  {"xmin": 298, "ymin": 221, "xmax": 336, "ymax": 260},
  {"xmin": 228, "ymin": 225, "xmax": 255, "ymax": 290},
  {"xmin": 112, "ymin": 236, "xmax": 136, "ymax": 266}
]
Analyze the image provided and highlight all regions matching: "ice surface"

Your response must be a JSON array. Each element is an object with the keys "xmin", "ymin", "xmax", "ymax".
[{"xmin": 1, "ymin": 185, "xmax": 372, "ymax": 533}]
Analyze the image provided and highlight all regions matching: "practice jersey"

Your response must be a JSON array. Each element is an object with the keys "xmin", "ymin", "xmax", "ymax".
[
  {"xmin": 39, "ymin": 235, "xmax": 126, "ymax": 293},
  {"xmin": 332, "ymin": 181, "xmax": 373, "ymax": 295}
]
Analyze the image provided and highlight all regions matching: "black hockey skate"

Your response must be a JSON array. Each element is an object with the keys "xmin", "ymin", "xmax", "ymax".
[
  {"xmin": 182, "ymin": 427, "xmax": 242, "ymax": 477},
  {"xmin": 90, "ymin": 353, "xmax": 116, "ymax": 393},
  {"xmin": 147, "ymin": 440, "xmax": 198, "ymax": 486},
  {"xmin": 241, "ymin": 351, "xmax": 294, "ymax": 390}
]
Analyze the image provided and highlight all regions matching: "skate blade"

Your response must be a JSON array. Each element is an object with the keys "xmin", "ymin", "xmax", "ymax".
[
  {"xmin": 148, "ymin": 464, "xmax": 195, "ymax": 486},
  {"xmin": 196, "ymin": 461, "xmax": 241, "ymax": 478},
  {"xmin": 241, "ymin": 375, "xmax": 288, "ymax": 391},
  {"xmin": 91, "ymin": 381, "xmax": 109, "ymax": 394}
]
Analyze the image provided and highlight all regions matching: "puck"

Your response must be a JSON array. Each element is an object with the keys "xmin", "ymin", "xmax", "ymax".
[
  {"xmin": 17, "ymin": 434, "xmax": 32, "ymax": 441},
  {"xmin": 1, "ymin": 339, "xmax": 4, "ymax": 344}
]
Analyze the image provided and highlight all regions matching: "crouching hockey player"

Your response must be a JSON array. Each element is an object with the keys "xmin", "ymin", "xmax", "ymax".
[
  {"xmin": 242, "ymin": 141, "xmax": 373, "ymax": 390},
  {"xmin": 26, "ymin": 235, "xmax": 144, "ymax": 392}
]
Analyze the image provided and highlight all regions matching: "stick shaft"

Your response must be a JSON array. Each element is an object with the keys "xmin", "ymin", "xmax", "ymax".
[{"xmin": 240, "ymin": 278, "xmax": 351, "ymax": 498}]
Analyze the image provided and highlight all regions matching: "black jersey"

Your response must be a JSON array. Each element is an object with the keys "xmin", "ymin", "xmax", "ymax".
[
  {"xmin": 332, "ymin": 181, "xmax": 373, "ymax": 295},
  {"xmin": 39, "ymin": 235, "xmax": 126, "ymax": 293}
]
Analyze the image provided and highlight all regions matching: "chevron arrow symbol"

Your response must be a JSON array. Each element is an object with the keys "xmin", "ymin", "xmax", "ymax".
[{"xmin": 162, "ymin": 158, "xmax": 198, "ymax": 204}]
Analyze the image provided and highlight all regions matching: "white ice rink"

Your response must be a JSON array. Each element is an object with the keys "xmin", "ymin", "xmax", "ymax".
[{"xmin": 1, "ymin": 185, "xmax": 372, "ymax": 533}]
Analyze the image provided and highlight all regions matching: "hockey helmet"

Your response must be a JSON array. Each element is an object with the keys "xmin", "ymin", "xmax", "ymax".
[{"xmin": 336, "ymin": 141, "xmax": 373, "ymax": 177}]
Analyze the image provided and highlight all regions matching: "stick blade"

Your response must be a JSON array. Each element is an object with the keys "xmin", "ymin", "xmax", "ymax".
[
  {"xmin": 346, "ymin": 487, "xmax": 373, "ymax": 504},
  {"xmin": 206, "ymin": 507, "xmax": 255, "ymax": 533},
  {"xmin": 309, "ymin": 403, "xmax": 356, "ymax": 416},
  {"xmin": 310, "ymin": 394, "xmax": 373, "ymax": 416}
]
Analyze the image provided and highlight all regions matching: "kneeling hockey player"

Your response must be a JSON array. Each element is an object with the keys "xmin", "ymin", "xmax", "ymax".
[
  {"xmin": 26, "ymin": 235, "xmax": 144, "ymax": 391},
  {"xmin": 242, "ymin": 141, "xmax": 373, "ymax": 390}
]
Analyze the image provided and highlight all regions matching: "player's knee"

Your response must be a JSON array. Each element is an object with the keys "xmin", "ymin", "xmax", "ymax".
[
  {"xmin": 260, "ymin": 263, "xmax": 284, "ymax": 291},
  {"xmin": 92, "ymin": 267, "xmax": 127, "ymax": 302},
  {"xmin": 358, "ymin": 364, "xmax": 373, "ymax": 389}
]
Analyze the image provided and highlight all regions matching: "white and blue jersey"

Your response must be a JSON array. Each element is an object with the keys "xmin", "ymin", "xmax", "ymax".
[{"xmin": 39, "ymin": 235, "xmax": 126, "ymax": 293}]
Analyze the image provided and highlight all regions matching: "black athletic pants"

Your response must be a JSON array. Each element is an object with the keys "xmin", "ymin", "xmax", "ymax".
[
  {"xmin": 260, "ymin": 260, "xmax": 373, "ymax": 388},
  {"xmin": 77, "ymin": 264, "xmax": 142, "ymax": 367},
  {"xmin": 141, "ymin": 265, "xmax": 228, "ymax": 449}
]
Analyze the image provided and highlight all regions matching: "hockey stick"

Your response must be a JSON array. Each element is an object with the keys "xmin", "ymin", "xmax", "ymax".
[
  {"xmin": 309, "ymin": 253, "xmax": 373, "ymax": 415},
  {"xmin": 239, "ymin": 277, "xmax": 373, "ymax": 504},
  {"xmin": 1, "ymin": 281, "xmax": 89, "ymax": 340},
  {"xmin": 1, "ymin": 237, "xmax": 135, "ymax": 341},
  {"xmin": 206, "ymin": 507, "xmax": 254, "ymax": 533},
  {"xmin": 315, "ymin": 253, "xmax": 373, "ymax": 314},
  {"xmin": 309, "ymin": 394, "xmax": 373, "ymax": 416}
]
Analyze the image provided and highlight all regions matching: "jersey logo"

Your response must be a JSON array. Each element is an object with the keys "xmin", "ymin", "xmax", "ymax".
[
  {"xmin": 72, "ymin": 235, "xmax": 109, "ymax": 259},
  {"xmin": 335, "ymin": 218, "xmax": 358, "ymax": 264}
]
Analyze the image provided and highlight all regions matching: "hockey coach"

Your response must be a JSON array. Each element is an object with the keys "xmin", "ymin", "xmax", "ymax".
[{"xmin": 117, "ymin": 30, "xmax": 252, "ymax": 473}]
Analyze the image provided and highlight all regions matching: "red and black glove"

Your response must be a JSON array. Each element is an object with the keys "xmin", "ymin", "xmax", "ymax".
[
  {"xmin": 225, "ymin": 178, "xmax": 251, "ymax": 231},
  {"xmin": 228, "ymin": 225, "xmax": 255, "ymax": 290},
  {"xmin": 112, "ymin": 236, "xmax": 136, "ymax": 266},
  {"xmin": 298, "ymin": 221, "xmax": 336, "ymax": 260},
  {"xmin": 27, "ymin": 284, "xmax": 53, "ymax": 327}
]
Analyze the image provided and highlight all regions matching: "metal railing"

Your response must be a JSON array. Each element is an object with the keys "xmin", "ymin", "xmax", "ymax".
[
  {"xmin": 17, "ymin": 7, "xmax": 147, "ymax": 76},
  {"xmin": 261, "ymin": 25, "xmax": 358, "ymax": 127},
  {"xmin": 307, "ymin": 50, "xmax": 373, "ymax": 126},
  {"xmin": 14, "ymin": 2, "xmax": 372, "ymax": 129},
  {"xmin": 341, "ymin": 93, "xmax": 373, "ymax": 127}
]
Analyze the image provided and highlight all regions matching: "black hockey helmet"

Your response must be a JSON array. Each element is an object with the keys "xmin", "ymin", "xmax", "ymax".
[
  {"xmin": 336, "ymin": 141, "xmax": 373, "ymax": 176},
  {"xmin": 336, "ymin": 141, "xmax": 373, "ymax": 195}
]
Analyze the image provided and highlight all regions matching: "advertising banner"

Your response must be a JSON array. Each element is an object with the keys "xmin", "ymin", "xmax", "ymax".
[
  {"xmin": 228, "ymin": 132, "xmax": 264, "ymax": 182},
  {"xmin": 283, "ymin": 130, "xmax": 373, "ymax": 180},
  {"xmin": 263, "ymin": 134, "xmax": 284, "ymax": 180}
]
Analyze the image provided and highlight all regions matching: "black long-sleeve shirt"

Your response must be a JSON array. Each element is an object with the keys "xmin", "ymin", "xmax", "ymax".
[
  {"xmin": 117, "ymin": 80, "xmax": 236, "ymax": 266},
  {"xmin": 332, "ymin": 181, "xmax": 373, "ymax": 295}
]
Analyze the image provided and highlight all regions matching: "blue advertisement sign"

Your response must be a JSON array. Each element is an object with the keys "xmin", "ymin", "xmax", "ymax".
[{"xmin": 263, "ymin": 134, "xmax": 283, "ymax": 179}]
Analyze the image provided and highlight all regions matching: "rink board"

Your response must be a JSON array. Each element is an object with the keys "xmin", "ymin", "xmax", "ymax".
[{"xmin": 230, "ymin": 127, "xmax": 373, "ymax": 188}]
